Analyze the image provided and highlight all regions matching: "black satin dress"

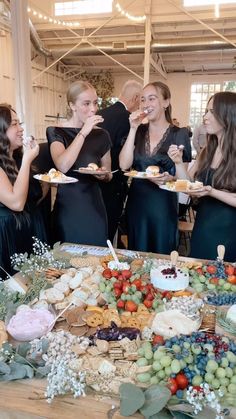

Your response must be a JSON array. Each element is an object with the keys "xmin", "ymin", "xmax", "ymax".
[
  {"xmin": 126, "ymin": 124, "xmax": 192, "ymax": 254},
  {"xmin": 190, "ymin": 168, "xmax": 236, "ymax": 262},
  {"xmin": 46, "ymin": 126, "xmax": 111, "ymax": 246}
]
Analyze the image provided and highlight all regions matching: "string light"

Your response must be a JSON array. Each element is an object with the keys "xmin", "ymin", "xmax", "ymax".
[
  {"xmin": 27, "ymin": 6, "xmax": 80, "ymax": 27},
  {"xmin": 115, "ymin": 2, "xmax": 146, "ymax": 22}
]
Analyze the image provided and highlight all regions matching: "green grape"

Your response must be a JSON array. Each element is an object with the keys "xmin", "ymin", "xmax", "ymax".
[
  {"xmin": 160, "ymin": 355, "xmax": 172, "ymax": 367},
  {"xmin": 171, "ymin": 360, "xmax": 181, "ymax": 374},
  {"xmin": 152, "ymin": 361, "xmax": 162, "ymax": 371},
  {"xmin": 220, "ymin": 358, "xmax": 229, "ymax": 368},
  {"xmin": 205, "ymin": 372, "xmax": 214, "ymax": 383},
  {"xmin": 219, "ymin": 386, "xmax": 227, "ymax": 395},
  {"xmin": 216, "ymin": 368, "xmax": 226, "ymax": 379},
  {"xmin": 180, "ymin": 360, "xmax": 186, "ymax": 369},
  {"xmin": 223, "ymin": 283, "xmax": 231, "ymax": 291},
  {"xmin": 183, "ymin": 342, "xmax": 191, "ymax": 349},
  {"xmin": 185, "ymin": 355, "xmax": 194, "ymax": 364},
  {"xmin": 230, "ymin": 376, "xmax": 236, "ymax": 384},
  {"xmin": 99, "ymin": 282, "xmax": 106, "ymax": 292},
  {"xmin": 137, "ymin": 357, "xmax": 149, "ymax": 367},
  {"xmin": 195, "ymin": 284, "xmax": 204, "ymax": 293},
  {"xmin": 157, "ymin": 370, "xmax": 166, "ymax": 379},
  {"xmin": 105, "ymin": 284, "xmax": 113, "ymax": 292},
  {"xmin": 218, "ymin": 279, "xmax": 225, "ymax": 286},
  {"xmin": 192, "ymin": 375, "xmax": 203, "ymax": 386},
  {"xmin": 150, "ymin": 376, "xmax": 159, "ymax": 385},
  {"xmin": 137, "ymin": 373, "xmax": 151, "ymax": 383},
  {"xmin": 153, "ymin": 349, "xmax": 166, "ymax": 361},
  {"xmin": 143, "ymin": 341, "xmax": 152, "ymax": 350},
  {"xmin": 206, "ymin": 360, "xmax": 218, "ymax": 372},
  {"xmin": 145, "ymin": 350, "xmax": 153, "ymax": 360},
  {"xmin": 212, "ymin": 378, "xmax": 220, "ymax": 389},
  {"xmin": 199, "ymin": 275, "xmax": 206, "ymax": 283},
  {"xmin": 225, "ymin": 367, "xmax": 233, "ymax": 378},
  {"xmin": 207, "ymin": 283, "xmax": 216, "ymax": 290},
  {"xmin": 137, "ymin": 347, "xmax": 145, "ymax": 357},
  {"xmin": 226, "ymin": 351, "xmax": 236, "ymax": 363},
  {"xmin": 191, "ymin": 344, "xmax": 201, "ymax": 355},
  {"xmin": 204, "ymin": 344, "xmax": 214, "ymax": 352},
  {"xmin": 172, "ymin": 344, "xmax": 181, "ymax": 353},
  {"xmin": 165, "ymin": 366, "xmax": 172, "ymax": 376},
  {"xmin": 220, "ymin": 377, "xmax": 230, "ymax": 386},
  {"xmin": 228, "ymin": 383, "xmax": 236, "ymax": 394}
]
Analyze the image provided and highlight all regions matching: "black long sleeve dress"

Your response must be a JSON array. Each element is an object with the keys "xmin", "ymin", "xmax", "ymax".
[
  {"xmin": 46, "ymin": 126, "xmax": 111, "ymax": 246},
  {"xmin": 125, "ymin": 124, "xmax": 192, "ymax": 254}
]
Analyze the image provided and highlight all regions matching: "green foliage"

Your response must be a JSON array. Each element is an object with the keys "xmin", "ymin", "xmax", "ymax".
[
  {"xmin": 119, "ymin": 383, "xmax": 145, "ymax": 416},
  {"xmin": 77, "ymin": 70, "xmax": 114, "ymax": 108},
  {"xmin": 140, "ymin": 385, "xmax": 172, "ymax": 418}
]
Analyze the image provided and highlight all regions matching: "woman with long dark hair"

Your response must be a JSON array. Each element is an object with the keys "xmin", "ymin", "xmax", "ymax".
[
  {"xmin": 119, "ymin": 81, "xmax": 191, "ymax": 253},
  {"xmin": 0, "ymin": 104, "xmax": 40, "ymax": 276},
  {"xmin": 168, "ymin": 91, "xmax": 236, "ymax": 261}
]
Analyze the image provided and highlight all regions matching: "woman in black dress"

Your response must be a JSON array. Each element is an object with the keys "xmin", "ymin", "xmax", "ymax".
[
  {"xmin": 46, "ymin": 81, "xmax": 112, "ymax": 246},
  {"xmin": 168, "ymin": 91, "xmax": 236, "ymax": 262},
  {"xmin": 119, "ymin": 81, "xmax": 191, "ymax": 253},
  {"xmin": 0, "ymin": 105, "xmax": 40, "ymax": 277}
]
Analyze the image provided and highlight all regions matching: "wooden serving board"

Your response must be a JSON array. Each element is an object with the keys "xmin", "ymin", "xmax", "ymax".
[{"xmin": 0, "ymin": 379, "xmax": 142, "ymax": 419}]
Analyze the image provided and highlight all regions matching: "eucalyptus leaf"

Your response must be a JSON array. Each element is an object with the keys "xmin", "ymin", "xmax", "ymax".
[
  {"xmin": 2, "ymin": 342, "xmax": 13, "ymax": 353},
  {"xmin": 41, "ymin": 338, "xmax": 49, "ymax": 353},
  {"xmin": 0, "ymin": 362, "xmax": 27, "ymax": 381},
  {"xmin": 119, "ymin": 383, "xmax": 145, "ymax": 416},
  {"xmin": 170, "ymin": 412, "xmax": 194, "ymax": 419},
  {"xmin": 17, "ymin": 342, "xmax": 31, "ymax": 358},
  {"xmin": 14, "ymin": 353, "xmax": 30, "ymax": 364},
  {"xmin": 35, "ymin": 365, "xmax": 51, "ymax": 377},
  {"xmin": 23, "ymin": 364, "xmax": 34, "ymax": 379},
  {"xmin": 140, "ymin": 385, "xmax": 172, "ymax": 418},
  {"xmin": 0, "ymin": 361, "xmax": 11, "ymax": 374},
  {"xmin": 149, "ymin": 408, "xmax": 173, "ymax": 419}
]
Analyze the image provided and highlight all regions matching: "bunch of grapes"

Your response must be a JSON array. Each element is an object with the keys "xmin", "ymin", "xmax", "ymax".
[
  {"xmin": 135, "ymin": 332, "xmax": 236, "ymax": 403},
  {"xmin": 189, "ymin": 262, "xmax": 236, "ymax": 294}
]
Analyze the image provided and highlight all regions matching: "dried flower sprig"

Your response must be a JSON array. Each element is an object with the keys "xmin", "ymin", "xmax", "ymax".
[
  {"xmin": 186, "ymin": 383, "xmax": 225, "ymax": 418},
  {"xmin": 10, "ymin": 237, "xmax": 65, "ymax": 276}
]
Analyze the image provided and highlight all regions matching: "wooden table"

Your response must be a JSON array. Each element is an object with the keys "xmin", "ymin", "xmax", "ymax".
[{"xmin": 0, "ymin": 379, "xmax": 141, "ymax": 419}]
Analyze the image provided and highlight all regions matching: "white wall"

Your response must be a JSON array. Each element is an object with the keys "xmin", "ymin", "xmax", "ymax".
[{"xmin": 112, "ymin": 71, "xmax": 236, "ymax": 127}]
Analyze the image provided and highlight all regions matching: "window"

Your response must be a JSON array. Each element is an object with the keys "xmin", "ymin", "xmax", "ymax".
[
  {"xmin": 190, "ymin": 83, "xmax": 221, "ymax": 129},
  {"xmin": 55, "ymin": 0, "xmax": 113, "ymax": 16}
]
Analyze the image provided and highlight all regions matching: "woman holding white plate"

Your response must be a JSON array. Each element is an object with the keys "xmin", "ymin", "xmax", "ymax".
[{"xmin": 168, "ymin": 91, "xmax": 236, "ymax": 262}]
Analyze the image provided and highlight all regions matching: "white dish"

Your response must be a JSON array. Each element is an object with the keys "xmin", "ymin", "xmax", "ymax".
[
  {"xmin": 33, "ymin": 174, "xmax": 78, "ymax": 184},
  {"xmin": 75, "ymin": 168, "xmax": 109, "ymax": 175},
  {"xmin": 124, "ymin": 171, "xmax": 161, "ymax": 179},
  {"xmin": 159, "ymin": 184, "xmax": 204, "ymax": 193}
]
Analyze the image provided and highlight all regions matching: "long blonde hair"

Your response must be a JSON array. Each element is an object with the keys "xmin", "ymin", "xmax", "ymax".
[{"xmin": 66, "ymin": 80, "xmax": 95, "ymax": 118}]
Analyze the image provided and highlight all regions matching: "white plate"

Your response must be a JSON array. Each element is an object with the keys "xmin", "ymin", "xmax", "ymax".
[
  {"xmin": 124, "ymin": 171, "xmax": 161, "ymax": 179},
  {"xmin": 159, "ymin": 184, "xmax": 204, "ymax": 193},
  {"xmin": 75, "ymin": 168, "xmax": 109, "ymax": 175},
  {"xmin": 33, "ymin": 174, "xmax": 78, "ymax": 184}
]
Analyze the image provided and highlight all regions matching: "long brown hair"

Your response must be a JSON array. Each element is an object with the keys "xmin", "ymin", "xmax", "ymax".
[
  {"xmin": 194, "ymin": 91, "xmax": 236, "ymax": 192},
  {"xmin": 0, "ymin": 105, "xmax": 18, "ymax": 185},
  {"xmin": 144, "ymin": 81, "xmax": 172, "ymax": 124}
]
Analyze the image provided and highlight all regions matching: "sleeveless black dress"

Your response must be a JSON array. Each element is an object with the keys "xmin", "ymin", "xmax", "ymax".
[
  {"xmin": 0, "ymin": 173, "xmax": 47, "ymax": 278},
  {"xmin": 46, "ymin": 126, "xmax": 111, "ymax": 246},
  {"xmin": 126, "ymin": 124, "xmax": 192, "ymax": 253},
  {"xmin": 190, "ymin": 168, "xmax": 236, "ymax": 262}
]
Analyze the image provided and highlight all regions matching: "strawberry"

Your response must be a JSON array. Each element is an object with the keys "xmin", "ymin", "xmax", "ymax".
[
  {"xmin": 206, "ymin": 265, "xmax": 217, "ymax": 275},
  {"xmin": 114, "ymin": 288, "xmax": 122, "ymax": 298},
  {"xmin": 152, "ymin": 335, "xmax": 165, "ymax": 345},
  {"xmin": 121, "ymin": 270, "xmax": 132, "ymax": 280},
  {"xmin": 175, "ymin": 373, "xmax": 189, "ymax": 390},
  {"xmin": 102, "ymin": 268, "xmax": 112, "ymax": 279},
  {"xmin": 227, "ymin": 275, "xmax": 236, "ymax": 285},
  {"xmin": 113, "ymin": 281, "xmax": 122, "ymax": 289},
  {"xmin": 167, "ymin": 378, "xmax": 178, "ymax": 395},
  {"xmin": 122, "ymin": 281, "xmax": 130, "ymax": 293},
  {"xmin": 111, "ymin": 269, "xmax": 119, "ymax": 278},
  {"xmin": 146, "ymin": 292, "xmax": 154, "ymax": 301},
  {"xmin": 196, "ymin": 267, "xmax": 203, "ymax": 275},
  {"xmin": 209, "ymin": 277, "xmax": 219, "ymax": 285},
  {"xmin": 143, "ymin": 299, "xmax": 153, "ymax": 308},
  {"xmin": 225, "ymin": 265, "xmax": 235, "ymax": 276},
  {"xmin": 125, "ymin": 300, "xmax": 138, "ymax": 312},
  {"xmin": 117, "ymin": 299, "xmax": 125, "ymax": 309},
  {"xmin": 132, "ymin": 279, "xmax": 142, "ymax": 290}
]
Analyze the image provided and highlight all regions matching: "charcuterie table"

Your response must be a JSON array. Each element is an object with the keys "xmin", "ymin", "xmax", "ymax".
[{"xmin": 0, "ymin": 241, "xmax": 235, "ymax": 419}]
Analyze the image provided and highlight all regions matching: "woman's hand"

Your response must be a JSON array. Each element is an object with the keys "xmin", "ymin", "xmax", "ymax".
[
  {"xmin": 129, "ymin": 110, "xmax": 147, "ymax": 130},
  {"xmin": 186, "ymin": 185, "xmax": 212, "ymax": 198},
  {"xmin": 168, "ymin": 144, "xmax": 184, "ymax": 164},
  {"xmin": 149, "ymin": 172, "xmax": 174, "ymax": 186},
  {"xmin": 80, "ymin": 114, "xmax": 104, "ymax": 137},
  {"xmin": 22, "ymin": 137, "xmax": 39, "ymax": 163},
  {"xmin": 93, "ymin": 166, "xmax": 112, "ymax": 182}
]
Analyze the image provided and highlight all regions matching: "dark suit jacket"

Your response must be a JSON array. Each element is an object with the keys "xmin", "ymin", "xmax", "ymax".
[{"xmin": 98, "ymin": 101, "xmax": 130, "ymax": 171}]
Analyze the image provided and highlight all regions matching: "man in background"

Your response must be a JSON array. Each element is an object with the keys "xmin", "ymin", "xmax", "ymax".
[
  {"xmin": 98, "ymin": 79, "xmax": 142, "ymax": 243},
  {"xmin": 192, "ymin": 121, "xmax": 207, "ymax": 155}
]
